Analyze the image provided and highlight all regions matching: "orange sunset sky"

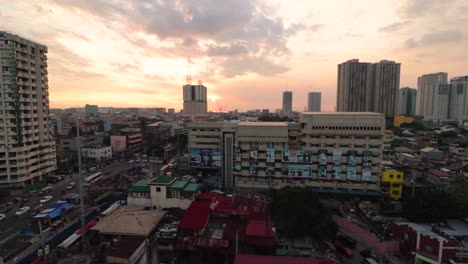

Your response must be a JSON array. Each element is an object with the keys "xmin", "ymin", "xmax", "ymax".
[{"xmin": 2, "ymin": 0, "xmax": 468, "ymax": 111}]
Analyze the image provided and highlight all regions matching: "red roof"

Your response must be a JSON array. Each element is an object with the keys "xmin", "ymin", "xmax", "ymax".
[
  {"xmin": 429, "ymin": 169, "xmax": 449, "ymax": 177},
  {"xmin": 196, "ymin": 193, "xmax": 222, "ymax": 201},
  {"xmin": 245, "ymin": 218, "xmax": 277, "ymax": 247},
  {"xmin": 235, "ymin": 254, "xmax": 336, "ymax": 264},
  {"xmin": 178, "ymin": 202, "xmax": 210, "ymax": 230},
  {"xmin": 76, "ymin": 219, "xmax": 98, "ymax": 235},
  {"xmin": 195, "ymin": 237, "xmax": 229, "ymax": 248}
]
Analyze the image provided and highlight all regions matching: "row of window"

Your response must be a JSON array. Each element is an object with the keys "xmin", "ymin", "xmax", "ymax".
[{"xmin": 309, "ymin": 126, "xmax": 382, "ymax": 131}]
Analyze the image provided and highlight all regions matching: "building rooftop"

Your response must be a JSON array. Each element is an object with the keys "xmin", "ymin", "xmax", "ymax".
[
  {"xmin": 235, "ymin": 254, "xmax": 336, "ymax": 264},
  {"xmin": 238, "ymin": 122, "xmax": 288, "ymax": 127},
  {"xmin": 128, "ymin": 180, "xmax": 150, "ymax": 193},
  {"xmin": 301, "ymin": 112, "xmax": 383, "ymax": 116},
  {"xmin": 106, "ymin": 236, "xmax": 146, "ymax": 261},
  {"xmin": 183, "ymin": 182, "xmax": 202, "ymax": 192},
  {"xmin": 428, "ymin": 169, "xmax": 449, "ymax": 177},
  {"xmin": 395, "ymin": 222, "xmax": 447, "ymax": 242},
  {"xmin": 92, "ymin": 206, "xmax": 166, "ymax": 236},
  {"xmin": 170, "ymin": 180, "xmax": 189, "ymax": 189},
  {"xmin": 148, "ymin": 175, "xmax": 175, "ymax": 185},
  {"xmin": 178, "ymin": 202, "xmax": 211, "ymax": 230}
]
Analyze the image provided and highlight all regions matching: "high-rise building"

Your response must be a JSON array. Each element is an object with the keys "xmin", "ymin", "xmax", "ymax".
[
  {"xmin": 416, "ymin": 72, "xmax": 449, "ymax": 122},
  {"xmin": 398, "ymin": 87, "xmax": 417, "ymax": 116},
  {"xmin": 307, "ymin": 92, "xmax": 321, "ymax": 112},
  {"xmin": 449, "ymin": 76, "xmax": 468, "ymax": 125},
  {"xmin": 0, "ymin": 32, "xmax": 56, "ymax": 186},
  {"xmin": 337, "ymin": 59, "xmax": 401, "ymax": 116},
  {"xmin": 282, "ymin": 91, "xmax": 293, "ymax": 113},
  {"xmin": 182, "ymin": 84, "xmax": 207, "ymax": 115},
  {"xmin": 85, "ymin": 104, "xmax": 98, "ymax": 116}
]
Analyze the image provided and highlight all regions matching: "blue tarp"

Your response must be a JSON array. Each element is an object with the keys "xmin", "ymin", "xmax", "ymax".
[{"xmin": 34, "ymin": 201, "xmax": 75, "ymax": 219}]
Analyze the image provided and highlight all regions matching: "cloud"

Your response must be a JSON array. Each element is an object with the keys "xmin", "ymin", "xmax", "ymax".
[
  {"xmin": 220, "ymin": 57, "xmax": 288, "ymax": 78},
  {"xmin": 405, "ymin": 30, "xmax": 463, "ymax": 48},
  {"xmin": 400, "ymin": 0, "xmax": 443, "ymax": 17},
  {"xmin": 379, "ymin": 21, "xmax": 410, "ymax": 32},
  {"xmin": 49, "ymin": 0, "xmax": 303, "ymax": 78}
]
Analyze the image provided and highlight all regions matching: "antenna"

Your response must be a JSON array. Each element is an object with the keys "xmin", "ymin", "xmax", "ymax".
[{"xmin": 186, "ymin": 57, "xmax": 192, "ymax": 85}]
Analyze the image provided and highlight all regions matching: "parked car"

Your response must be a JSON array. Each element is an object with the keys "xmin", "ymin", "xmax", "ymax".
[
  {"xmin": 0, "ymin": 214, "xmax": 6, "ymax": 221},
  {"xmin": 336, "ymin": 245, "xmax": 353, "ymax": 258},
  {"xmin": 360, "ymin": 249, "xmax": 378, "ymax": 260},
  {"xmin": 337, "ymin": 234, "xmax": 357, "ymax": 249},
  {"xmin": 40, "ymin": 195, "xmax": 53, "ymax": 203},
  {"xmin": 15, "ymin": 207, "xmax": 30, "ymax": 215},
  {"xmin": 66, "ymin": 182, "xmax": 76, "ymax": 190}
]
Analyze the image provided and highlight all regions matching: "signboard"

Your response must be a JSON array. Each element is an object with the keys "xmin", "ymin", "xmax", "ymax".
[
  {"xmin": 281, "ymin": 150, "xmax": 312, "ymax": 163},
  {"xmin": 249, "ymin": 163, "xmax": 258, "ymax": 175},
  {"xmin": 249, "ymin": 148, "xmax": 258, "ymax": 162},
  {"xmin": 362, "ymin": 167, "xmax": 372, "ymax": 181},
  {"xmin": 362, "ymin": 150, "xmax": 373, "ymax": 167},
  {"xmin": 266, "ymin": 148, "xmax": 275, "ymax": 163},
  {"xmin": 318, "ymin": 165, "xmax": 327, "ymax": 178},
  {"xmin": 266, "ymin": 165, "xmax": 275, "ymax": 176},
  {"xmin": 347, "ymin": 150, "xmax": 357, "ymax": 166},
  {"xmin": 189, "ymin": 148, "xmax": 222, "ymax": 168},
  {"xmin": 281, "ymin": 164, "xmax": 312, "ymax": 177},
  {"xmin": 332, "ymin": 150, "xmax": 342, "ymax": 165},
  {"xmin": 318, "ymin": 149, "xmax": 327, "ymax": 165},
  {"xmin": 346, "ymin": 166, "xmax": 357, "ymax": 180},
  {"xmin": 332, "ymin": 165, "xmax": 341, "ymax": 180}
]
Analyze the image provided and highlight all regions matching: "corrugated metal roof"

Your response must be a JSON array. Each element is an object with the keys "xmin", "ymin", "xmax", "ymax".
[
  {"xmin": 182, "ymin": 183, "xmax": 201, "ymax": 192},
  {"xmin": 149, "ymin": 175, "xmax": 174, "ymax": 185},
  {"xmin": 128, "ymin": 180, "xmax": 150, "ymax": 193},
  {"xmin": 170, "ymin": 180, "xmax": 188, "ymax": 189}
]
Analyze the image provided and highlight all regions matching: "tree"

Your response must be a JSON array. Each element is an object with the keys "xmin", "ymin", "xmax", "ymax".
[
  {"xmin": 438, "ymin": 131, "xmax": 458, "ymax": 138},
  {"xmin": 269, "ymin": 187, "xmax": 338, "ymax": 240},
  {"xmin": 404, "ymin": 189, "xmax": 465, "ymax": 222}
]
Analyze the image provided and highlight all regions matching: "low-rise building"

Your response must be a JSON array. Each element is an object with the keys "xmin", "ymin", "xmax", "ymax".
[
  {"xmin": 82, "ymin": 145, "xmax": 112, "ymax": 161},
  {"xmin": 127, "ymin": 180, "xmax": 151, "ymax": 207},
  {"xmin": 425, "ymin": 169, "xmax": 451, "ymax": 189},
  {"xmin": 148, "ymin": 175, "xmax": 202, "ymax": 209},
  {"xmin": 381, "ymin": 169, "xmax": 404, "ymax": 200}
]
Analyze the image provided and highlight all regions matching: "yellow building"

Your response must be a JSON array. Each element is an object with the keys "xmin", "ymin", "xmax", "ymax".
[
  {"xmin": 393, "ymin": 115, "xmax": 414, "ymax": 127},
  {"xmin": 381, "ymin": 169, "xmax": 404, "ymax": 200}
]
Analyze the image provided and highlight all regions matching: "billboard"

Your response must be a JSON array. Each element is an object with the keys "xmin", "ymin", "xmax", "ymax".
[
  {"xmin": 281, "ymin": 150, "xmax": 312, "ymax": 163},
  {"xmin": 347, "ymin": 150, "xmax": 357, "ymax": 166},
  {"xmin": 332, "ymin": 150, "xmax": 342, "ymax": 165},
  {"xmin": 189, "ymin": 148, "xmax": 222, "ymax": 168},
  {"xmin": 362, "ymin": 167, "xmax": 372, "ymax": 181},
  {"xmin": 318, "ymin": 165, "xmax": 327, "ymax": 178},
  {"xmin": 249, "ymin": 163, "xmax": 258, "ymax": 175},
  {"xmin": 249, "ymin": 148, "xmax": 258, "ymax": 162},
  {"xmin": 362, "ymin": 150, "xmax": 373, "ymax": 167},
  {"xmin": 318, "ymin": 149, "xmax": 327, "ymax": 165},
  {"xmin": 346, "ymin": 166, "xmax": 357, "ymax": 180},
  {"xmin": 281, "ymin": 164, "xmax": 312, "ymax": 177},
  {"xmin": 266, "ymin": 148, "xmax": 275, "ymax": 163},
  {"xmin": 266, "ymin": 165, "xmax": 275, "ymax": 176},
  {"xmin": 332, "ymin": 165, "xmax": 342, "ymax": 180}
]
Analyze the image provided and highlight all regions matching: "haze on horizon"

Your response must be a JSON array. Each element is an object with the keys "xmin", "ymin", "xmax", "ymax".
[{"xmin": 2, "ymin": 0, "xmax": 468, "ymax": 112}]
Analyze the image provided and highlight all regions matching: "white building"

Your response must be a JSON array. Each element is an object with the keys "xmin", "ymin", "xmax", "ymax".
[
  {"xmin": 182, "ymin": 84, "xmax": 207, "ymax": 115},
  {"xmin": 148, "ymin": 175, "xmax": 202, "ymax": 209},
  {"xmin": 416, "ymin": 72, "xmax": 449, "ymax": 122},
  {"xmin": 0, "ymin": 31, "xmax": 56, "ymax": 186},
  {"xmin": 82, "ymin": 145, "xmax": 112, "ymax": 160},
  {"xmin": 307, "ymin": 92, "xmax": 321, "ymax": 112},
  {"xmin": 449, "ymin": 76, "xmax": 468, "ymax": 126}
]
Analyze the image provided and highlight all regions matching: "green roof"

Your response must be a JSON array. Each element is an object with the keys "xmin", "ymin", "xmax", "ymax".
[
  {"xmin": 149, "ymin": 175, "xmax": 175, "ymax": 185},
  {"xmin": 128, "ymin": 180, "xmax": 150, "ymax": 193},
  {"xmin": 182, "ymin": 183, "xmax": 202, "ymax": 192},
  {"xmin": 169, "ymin": 180, "xmax": 189, "ymax": 189}
]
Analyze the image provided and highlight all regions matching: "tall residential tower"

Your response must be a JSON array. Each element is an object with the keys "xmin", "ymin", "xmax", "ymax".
[
  {"xmin": 307, "ymin": 92, "xmax": 321, "ymax": 112},
  {"xmin": 282, "ymin": 91, "xmax": 293, "ymax": 113},
  {"xmin": 416, "ymin": 72, "xmax": 449, "ymax": 122},
  {"xmin": 0, "ymin": 32, "xmax": 56, "ymax": 186},
  {"xmin": 398, "ymin": 87, "xmax": 417, "ymax": 116}
]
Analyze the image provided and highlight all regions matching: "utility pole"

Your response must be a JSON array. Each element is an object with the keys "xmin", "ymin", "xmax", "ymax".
[
  {"xmin": 38, "ymin": 221, "xmax": 46, "ymax": 261},
  {"xmin": 76, "ymin": 117, "xmax": 86, "ymax": 248}
]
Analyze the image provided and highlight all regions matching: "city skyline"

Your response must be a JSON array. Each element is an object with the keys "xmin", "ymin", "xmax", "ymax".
[{"xmin": 2, "ymin": 0, "xmax": 468, "ymax": 111}]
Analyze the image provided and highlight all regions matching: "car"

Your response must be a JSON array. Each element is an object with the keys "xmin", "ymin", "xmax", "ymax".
[
  {"xmin": 15, "ymin": 207, "xmax": 30, "ymax": 215},
  {"xmin": 129, "ymin": 160, "xmax": 135, "ymax": 164},
  {"xmin": 337, "ymin": 234, "xmax": 357, "ymax": 249},
  {"xmin": 360, "ymin": 249, "xmax": 378, "ymax": 259},
  {"xmin": 40, "ymin": 195, "xmax": 53, "ymax": 203},
  {"xmin": 0, "ymin": 214, "xmax": 6, "ymax": 221},
  {"xmin": 66, "ymin": 182, "xmax": 76, "ymax": 190},
  {"xmin": 336, "ymin": 245, "xmax": 353, "ymax": 258}
]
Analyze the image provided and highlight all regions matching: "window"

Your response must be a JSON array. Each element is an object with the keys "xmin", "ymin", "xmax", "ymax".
[
  {"xmin": 389, "ymin": 174, "xmax": 394, "ymax": 178},
  {"xmin": 156, "ymin": 187, "xmax": 161, "ymax": 192},
  {"xmin": 396, "ymin": 175, "xmax": 401, "ymax": 179}
]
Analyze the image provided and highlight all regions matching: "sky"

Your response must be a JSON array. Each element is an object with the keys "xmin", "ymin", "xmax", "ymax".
[{"xmin": 2, "ymin": 0, "xmax": 468, "ymax": 112}]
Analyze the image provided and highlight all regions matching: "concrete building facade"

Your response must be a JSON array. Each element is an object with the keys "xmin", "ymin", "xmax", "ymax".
[
  {"xmin": 449, "ymin": 76, "xmax": 468, "ymax": 125},
  {"xmin": 416, "ymin": 72, "xmax": 449, "ymax": 121},
  {"xmin": 85, "ymin": 104, "xmax": 98, "ymax": 117},
  {"xmin": 282, "ymin": 91, "xmax": 293, "ymax": 113},
  {"xmin": 82, "ymin": 145, "xmax": 112, "ymax": 160},
  {"xmin": 182, "ymin": 84, "xmax": 207, "ymax": 115},
  {"xmin": 337, "ymin": 59, "xmax": 400, "ymax": 116},
  {"xmin": 398, "ymin": 87, "xmax": 417, "ymax": 116},
  {"xmin": 187, "ymin": 112, "xmax": 385, "ymax": 197},
  {"xmin": 307, "ymin": 92, "xmax": 321, "ymax": 112},
  {"xmin": 0, "ymin": 31, "xmax": 56, "ymax": 186}
]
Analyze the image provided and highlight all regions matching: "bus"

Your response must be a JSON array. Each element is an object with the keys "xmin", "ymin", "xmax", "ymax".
[{"xmin": 84, "ymin": 172, "xmax": 104, "ymax": 186}]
